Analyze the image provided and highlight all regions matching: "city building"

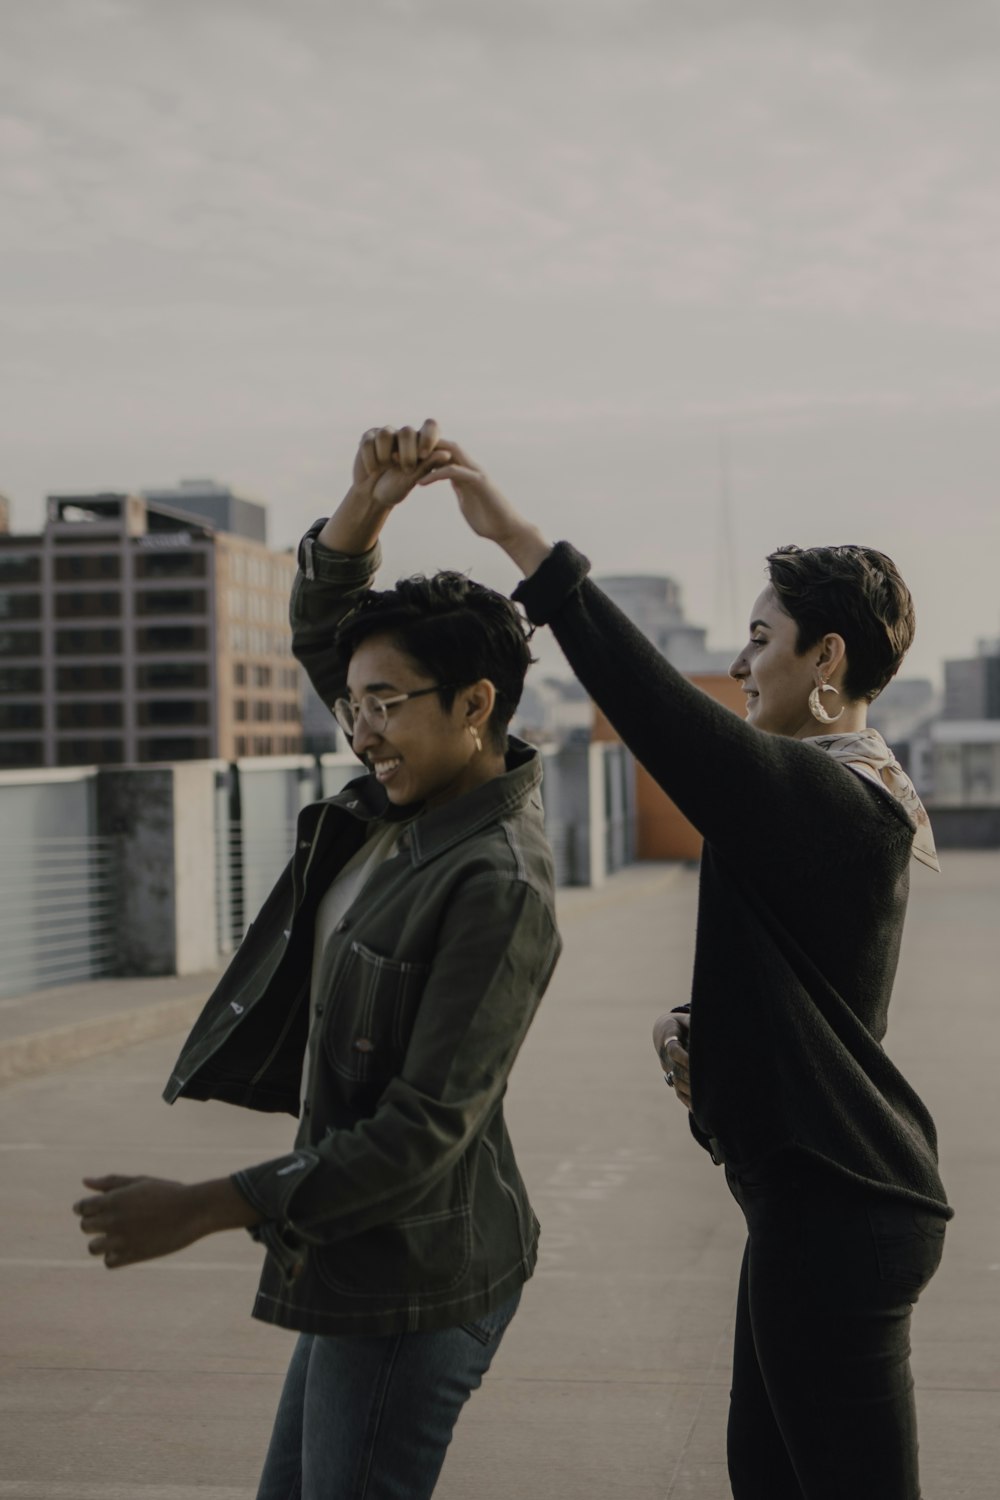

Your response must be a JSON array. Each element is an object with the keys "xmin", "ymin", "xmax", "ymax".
[
  {"xmin": 513, "ymin": 676, "xmax": 593, "ymax": 745},
  {"xmin": 943, "ymin": 639, "xmax": 1000, "ymax": 721},
  {"xmin": 931, "ymin": 720, "xmax": 1000, "ymax": 806},
  {"xmin": 594, "ymin": 574, "xmax": 736, "ymax": 673},
  {"xmin": 0, "ymin": 487, "xmax": 302, "ymax": 769},
  {"xmin": 141, "ymin": 479, "xmax": 267, "ymax": 546}
]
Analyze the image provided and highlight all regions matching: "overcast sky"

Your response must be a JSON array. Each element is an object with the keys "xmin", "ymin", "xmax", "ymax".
[{"xmin": 3, "ymin": 0, "xmax": 999, "ymax": 682}]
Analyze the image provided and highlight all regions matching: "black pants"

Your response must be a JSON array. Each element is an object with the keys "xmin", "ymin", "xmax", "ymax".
[{"xmin": 725, "ymin": 1162, "xmax": 945, "ymax": 1500}]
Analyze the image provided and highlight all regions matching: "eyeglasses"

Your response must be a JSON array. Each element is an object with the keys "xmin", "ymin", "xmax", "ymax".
[{"xmin": 333, "ymin": 685, "xmax": 452, "ymax": 740}]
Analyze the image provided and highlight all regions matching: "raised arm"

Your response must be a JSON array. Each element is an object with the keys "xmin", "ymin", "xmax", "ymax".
[
  {"xmin": 421, "ymin": 444, "xmax": 897, "ymax": 863},
  {"xmin": 292, "ymin": 420, "xmax": 450, "ymax": 707}
]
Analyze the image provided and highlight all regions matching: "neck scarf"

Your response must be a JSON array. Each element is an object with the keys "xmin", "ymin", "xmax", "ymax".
[{"xmin": 805, "ymin": 728, "xmax": 941, "ymax": 873}]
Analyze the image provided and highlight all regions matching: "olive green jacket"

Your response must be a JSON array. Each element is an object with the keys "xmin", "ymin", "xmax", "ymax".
[{"xmin": 164, "ymin": 532, "xmax": 561, "ymax": 1335}]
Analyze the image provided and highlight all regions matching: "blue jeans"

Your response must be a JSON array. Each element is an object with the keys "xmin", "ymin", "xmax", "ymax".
[
  {"xmin": 255, "ymin": 1289, "xmax": 522, "ymax": 1500},
  {"xmin": 726, "ymin": 1163, "xmax": 946, "ymax": 1500}
]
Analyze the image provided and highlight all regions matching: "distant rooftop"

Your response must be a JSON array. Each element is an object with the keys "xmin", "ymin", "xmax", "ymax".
[{"xmin": 141, "ymin": 479, "xmax": 267, "ymax": 545}]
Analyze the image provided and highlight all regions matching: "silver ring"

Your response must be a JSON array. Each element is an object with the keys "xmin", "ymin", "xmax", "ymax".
[{"xmin": 664, "ymin": 1071, "xmax": 675, "ymax": 1088}]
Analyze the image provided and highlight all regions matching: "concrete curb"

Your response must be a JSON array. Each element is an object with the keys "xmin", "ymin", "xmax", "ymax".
[{"xmin": 0, "ymin": 995, "xmax": 205, "ymax": 1086}]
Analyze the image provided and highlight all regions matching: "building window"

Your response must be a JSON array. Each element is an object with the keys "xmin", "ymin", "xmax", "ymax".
[
  {"xmin": 0, "ymin": 740, "xmax": 44, "ymax": 768},
  {"xmin": 135, "ymin": 662, "xmax": 209, "ymax": 690},
  {"xmin": 235, "ymin": 735, "xmax": 248, "ymax": 756},
  {"xmin": 137, "ymin": 700, "xmax": 209, "ymax": 727},
  {"xmin": 54, "ymin": 554, "xmax": 121, "ymax": 581},
  {"xmin": 135, "ymin": 588, "xmax": 208, "ymax": 616},
  {"xmin": 56, "ymin": 664, "xmax": 123, "ymax": 691},
  {"xmin": 56, "ymin": 738, "xmax": 125, "ymax": 766},
  {"xmin": 136, "ymin": 625, "xmax": 207, "ymax": 653},
  {"xmin": 137, "ymin": 735, "xmax": 212, "ymax": 763},
  {"xmin": 135, "ymin": 551, "xmax": 206, "ymax": 579},
  {"xmin": 0, "ymin": 666, "xmax": 43, "ymax": 694},
  {"xmin": 54, "ymin": 591, "xmax": 122, "ymax": 618},
  {"xmin": 55, "ymin": 628, "xmax": 122, "ymax": 655},
  {"xmin": 0, "ymin": 629, "xmax": 42, "ymax": 656},
  {"xmin": 57, "ymin": 701, "xmax": 124, "ymax": 729},
  {"xmin": 0, "ymin": 553, "xmax": 42, "ymax": 584},
  {"xmin": 0, "ymin": 591, "xmax": 42, "ymax": 619},
  {"xmin": 0, "ymin": 703, "xmax": 44, "ymax": 730},
  {"xmin": 233, "ymin": 663, "xmax": 247, "ymax": 686}
]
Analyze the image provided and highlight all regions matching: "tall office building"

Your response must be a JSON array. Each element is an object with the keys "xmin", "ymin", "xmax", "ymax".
[{"xmin": 0, "ymin": 488, "xmax": 303, "ymax": 769}]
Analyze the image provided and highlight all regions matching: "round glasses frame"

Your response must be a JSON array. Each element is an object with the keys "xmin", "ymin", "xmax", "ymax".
[{"xmin": 332, "ymin": 684, "xmax": 453, "ymax": 740}]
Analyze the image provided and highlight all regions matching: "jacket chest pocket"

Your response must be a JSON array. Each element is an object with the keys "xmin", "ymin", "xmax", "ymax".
[{"xmin": 324, "ymin": 940, "xmax": 429, "ymax": 1084}]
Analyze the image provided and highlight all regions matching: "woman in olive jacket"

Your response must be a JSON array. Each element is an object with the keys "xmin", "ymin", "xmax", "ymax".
[{"xmin": 74, "ymin": 422, "xmax": 561, "ymax": 1500}]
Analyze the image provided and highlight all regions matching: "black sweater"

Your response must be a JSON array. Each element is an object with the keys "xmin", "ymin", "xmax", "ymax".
[{"xmin": 514, "ymin": 542, "xmax": 950, "ymax": 1216}]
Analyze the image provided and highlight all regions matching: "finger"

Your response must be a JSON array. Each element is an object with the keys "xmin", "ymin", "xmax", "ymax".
[
  {"xmin": 416, "ymin": 464, "xmax": 480, "ymax": 487},
  {"xmin": 417, "ymin": 418, "xmax": 440, "ymax": 459},
  {"xmin": 396, "ymin": 425, "xmax": 418, "ymax": 469},
  {"xmin": 414, "ymin": 449, "xmax": 451, "ymax": 479},
  {"xmin": 360, "ymin": 435, "xmax": 380, "ymax": 477},
  {"xmin": 75, "ymin": 1195, "xmax": 111, "ymax": 1219},
  {"xmin": 374, "ymin": 427, "xmax": 396, "ymax": 467},
  {"xmin": 664, "ymin": 1039, "xmax": 689, "ymax": 1067},
  {"xmin": 435, "ymin": 437, "xmax": 475, "ymax": 468},
  {"xmin": 82, "ymin": 1174, "xmax": 135, "ymax": 1192}
]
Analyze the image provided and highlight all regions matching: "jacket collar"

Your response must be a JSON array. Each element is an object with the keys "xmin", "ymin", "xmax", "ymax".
[{"xmin": 323, "ymin": 737, "xmax": 543, "ymax": 866}]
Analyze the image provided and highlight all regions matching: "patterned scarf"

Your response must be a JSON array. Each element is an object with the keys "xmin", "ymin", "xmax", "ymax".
[{"xmin": 805, "ymin": 728, "xmax": 941, "ymax": 873}]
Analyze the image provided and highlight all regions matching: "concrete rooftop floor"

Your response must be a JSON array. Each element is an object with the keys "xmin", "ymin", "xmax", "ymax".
[{"xmin": 1, "ymin": 854, "xmax": 997, "ymax": 1498}]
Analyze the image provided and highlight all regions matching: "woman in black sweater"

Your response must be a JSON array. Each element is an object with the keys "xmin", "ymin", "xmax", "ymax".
[{"xmin": 421, "ymin": 439, "xmax": 949, "ymax": 1500}]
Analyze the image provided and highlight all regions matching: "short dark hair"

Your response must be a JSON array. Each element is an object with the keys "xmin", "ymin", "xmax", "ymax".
[
  {"xmin": 334, "ymin": 572, "xmax": 535, "ymax": 750},
  {"xmin": 765, "ymin": 544, "xmax": 916, "ymax": 702}
]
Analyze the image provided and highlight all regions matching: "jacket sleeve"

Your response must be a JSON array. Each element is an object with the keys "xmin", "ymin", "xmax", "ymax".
[
  {"xmin": 512, "ymin": 541, "xmax": 908, "ymax": 865},
  {"xmin": 231, "ymin": 871, "xmax": 561, "ymax": 1245},
  {"xmin": 289, "ymin": 521, "xmax": 382, "ymax": 709}
]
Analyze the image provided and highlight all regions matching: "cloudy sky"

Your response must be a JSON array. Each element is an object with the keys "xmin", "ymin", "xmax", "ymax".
[{"xmin": 3, "ymin": 0, "xmax": 999, "ymax": 682}]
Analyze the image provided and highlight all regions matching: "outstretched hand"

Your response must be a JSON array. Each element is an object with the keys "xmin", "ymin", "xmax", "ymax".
[{"xmin": 73, "ymin": 1172, "xmax": 258, "ymax": 1269}]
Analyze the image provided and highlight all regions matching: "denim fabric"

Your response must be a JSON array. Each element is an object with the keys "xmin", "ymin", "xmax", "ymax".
[
  {"xmin": 256, "ymin": 1288, "xmax": 521, "ymax": 1500},
  {"xmin": 725, "ymin": 1163, "xmax": 945, "ymax": 1500}
]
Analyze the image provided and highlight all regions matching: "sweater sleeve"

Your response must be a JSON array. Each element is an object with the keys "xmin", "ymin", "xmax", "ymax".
[{"xmin": 513, "ymin": 541, "xmax": 905, "ymax": 864}]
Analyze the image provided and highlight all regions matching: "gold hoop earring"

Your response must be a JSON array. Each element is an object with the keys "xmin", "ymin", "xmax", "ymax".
[
  {"xmin": 808, "ymin": 682, "xmax": 845, "ymax": 725},
  {"xmin": 468, "ymin": 726, "xmax": 483, "ymax": 753}
]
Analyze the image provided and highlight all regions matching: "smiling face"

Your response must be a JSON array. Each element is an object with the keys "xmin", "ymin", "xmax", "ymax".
[
  {"xmin": 729, "ymin": 585, "xmax": 825, "ymax": 738},
  {"xmin": 344, "ymin": 632, "xmax": 499, "ymax": 810}
]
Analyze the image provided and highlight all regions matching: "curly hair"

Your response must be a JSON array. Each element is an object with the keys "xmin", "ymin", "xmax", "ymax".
[{"xmin": 334, "ymin": 572, "xmax": 536, "ymax": 751}]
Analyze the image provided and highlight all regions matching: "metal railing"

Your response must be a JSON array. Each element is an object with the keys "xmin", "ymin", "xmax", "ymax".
[
  {"xmin": 215, "ymin": 818, "xmax": 299, "ymax": 954},
  {"xmin": 0, "ymin": 837, "xmax": 120, "ymax": 998}
]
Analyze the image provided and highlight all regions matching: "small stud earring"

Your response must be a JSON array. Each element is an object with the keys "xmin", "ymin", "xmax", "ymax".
[{"xmin": 808, "ymin": 682, "xmax": 845, "ymax": 724}]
